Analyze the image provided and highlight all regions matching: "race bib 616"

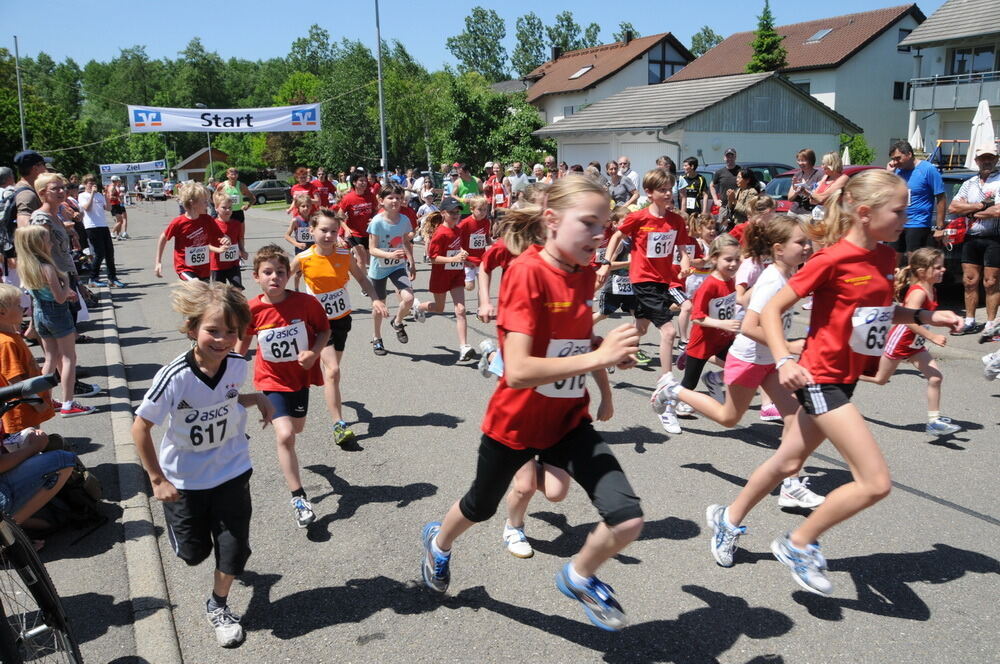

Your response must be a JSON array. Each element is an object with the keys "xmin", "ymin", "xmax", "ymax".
[{"xmin": 535, "ymin": 339, "xmax": 589, "ymax": 398}]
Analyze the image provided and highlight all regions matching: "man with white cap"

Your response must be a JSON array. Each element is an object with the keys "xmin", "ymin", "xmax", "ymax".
[{"xmin": 948, "ymin": 142, "xmax": 1000, "ymax": 339}]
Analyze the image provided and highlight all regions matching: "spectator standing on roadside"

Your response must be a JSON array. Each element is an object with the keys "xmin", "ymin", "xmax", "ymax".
[
  {"xmin": 506, "ymin": 162, "xmax": 529, "ymax": 201},
  {"xmin": 808, "ymin": 152, "xmax": 850, "ymax": 217},
  {"xmin": 787, "ymin": 149, "xmax": 823, "ymax": 215},
  {"xmin": 78, "ymin": 174, "xmax": 124, "ymax": 288},
  {"xmin": 617, "ymin": 155, "xmax": 640, "ymax": 192},
  {"xmin": 483, "ymin": 162, "xmax": 508, "ymax": 217},
  {"xmin": 888, "ymin": 140, "xmax": 945, "ymax": 261},
  {"xmin": 606, "ymin": 161, "xmax": 638, "ymax": 207},
  {"xmin": 588, "ymin": 161, "xmax": 609, "ymax": 188},
  {"xmin": 710, "ymin": 148, "xmax": 741, "ymax": 218},
  {"xmin": 726, "ymin": 168, "xmax": 762, "ymax": 226},
  {"xmin": 216, "ymin": 168, "xmax": 253, "ymax": 224},
  {"xmin": 452, "ymin": 163, "xmax": 481, "ymax": 215}
]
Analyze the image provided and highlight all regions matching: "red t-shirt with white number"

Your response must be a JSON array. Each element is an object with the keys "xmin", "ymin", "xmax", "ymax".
[
  {"xmin": 163, "ymin": 214, "xmax": 223, "ymax": 278},
  {"xmin": 788, "ymin": 240, "xmax": 897, "ymax": 383},
  {"xmin": 481, "ymin": 246, "xmax": 595, "ymax": 450},
  {"xmin": 458, "ymin": 215, "xmax": 491, "ymax": 265},
  {"xmin": 484, "ymin": 175, "xmax": 508, "ymax": 209},
  {"xmin": 617, "ymin": 207, "xmax": 690, "ymax": 286},
  {"xmin": 338, "ymin": 191, "xmax": 376, "ymax": 238},
  {"xmin": 480, "ymin": 238, "xmax": 515, "ymax": 275},
  {"xmin": 686, "ymin": 275, "xmax": 737, "ymax": 360},
  {"xmin": 247, "ymin": 292, "xmax": 328, "ymax": 392},
  {"xmin": 210, "ymin": 218, "xmax": 244, "ymax": 270}
]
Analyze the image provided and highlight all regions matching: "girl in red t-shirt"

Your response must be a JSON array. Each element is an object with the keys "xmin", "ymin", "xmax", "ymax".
[
  {"xmin": 210, "ymin": 191, "xmax": 248, "ymax": 289},
  {"xmin": 716, "ymin": 170, "xmax": 960, "ymax": 596},
  {"xmin": 419, "ymin": 176, "xmax": 644, "ymax": 632},
  {"xmin": 458, "ymin": 196, "xmax": 492, "ymax": 293},
  {"xmin": 860, "ymin": 248, "xmax": 959, "ymax": 436}
]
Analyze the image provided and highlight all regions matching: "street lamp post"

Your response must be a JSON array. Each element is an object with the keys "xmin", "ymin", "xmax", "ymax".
[{"xmin": 194, "ymin": 103, "xmax": 213, "ymax": 184}]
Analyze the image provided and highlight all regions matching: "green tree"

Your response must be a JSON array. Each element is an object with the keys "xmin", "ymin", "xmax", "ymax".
[
  {"xmin": 839, "ymin": 134, "xmax": 876, "ymax": 166},
  {"xmin": 512, "ymin": 12, "xmax": 547, "ymax": 77},
  {"xmin": 446, "ymin": 7, "xmax": 509, "ymax": 82},
  {"xmin": 547, "ymin": 11, "xmax": 601, "ymax": 52},
  {"xmin": 611, "ymin": 22, "xmax": 641, "ymax": 42},
  {"xmin": 746, "ymin": 0, "xmax": 787, "ymax": 73},
  {"xmin": 289, "ymin": 25, "xmax": 335, "ymax": 76},
  {"xmin": 690, "ymin": 26, "xmax": 724, "ymax": 57}
]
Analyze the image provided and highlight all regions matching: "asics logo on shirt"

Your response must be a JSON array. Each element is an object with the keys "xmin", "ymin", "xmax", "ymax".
[
  {"xmin": 544, "ymin": 301, "xmax": 573, "ymax": 312},
  {"xmin": 842, "ymin": 275, "xmax": 873, "ymax": 286}
]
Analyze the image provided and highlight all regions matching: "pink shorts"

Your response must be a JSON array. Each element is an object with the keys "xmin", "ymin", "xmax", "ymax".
[{"xmin": 723, "ymin": 355, "xmax": 775, "ymax": 389}]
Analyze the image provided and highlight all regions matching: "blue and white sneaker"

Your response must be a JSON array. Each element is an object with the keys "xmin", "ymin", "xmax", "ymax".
[
  {"xmin": 650, "ymin": 373, "xmax": 681, "ymax": 414},
  {"xmin": 421, "ymin": 522, "xmax": 450, "ymax": 593},
  {"xmin": 477, "ymin": 339, "xmax": 497, "ymax": 378},
  {"xmin": 555, "ymin": 562, "xmax": 627, "ymax": 631},
  {"xmin": 706, "ymin": 504, "xmax": 746, "ymax": 567},
  {"xmin": 702, "ymin": 370, "xmax": 725, "ymax": 404},
  {"xmin": 925, "ymin": 417, "xmax": 961, "ymax": 436},
  {"xmin": 983, "ymin": 352, "xmax": 1000, "ymax": 381},
  {"xmin": 771, "ymin": 533, "xmax": 833, "ymax": 596},
  {"xmin": 291, "ymin": 496, "xmax": 315, "ymax": 528}
]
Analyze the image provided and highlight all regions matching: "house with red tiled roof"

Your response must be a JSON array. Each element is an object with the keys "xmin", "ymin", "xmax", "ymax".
[
  {"xmin": 669, "ymin": 5, "xmax": 925, "ymax": 159},
  {"xmin": 524, "ymin": 31, "xmax": 695, "ymax": 126}
]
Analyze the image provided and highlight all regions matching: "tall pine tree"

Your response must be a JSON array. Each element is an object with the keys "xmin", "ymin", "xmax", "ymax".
[{"xmin": 746, "ymin": 0, "xmax": 787, "ymax": 73}]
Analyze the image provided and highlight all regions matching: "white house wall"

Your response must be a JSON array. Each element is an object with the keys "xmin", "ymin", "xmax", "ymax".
[
  {"xmin": 540, "ymin": 57, "xmax": 649, "ymax": 124},
  {"xmin": 787, "ymin": 69, "xmax": 837, "ymax": 109}
]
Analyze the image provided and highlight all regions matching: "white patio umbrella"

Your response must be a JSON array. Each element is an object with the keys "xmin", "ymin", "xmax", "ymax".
[
  {"xmin": 965, "ymin": 100, "xmax": 996, "ymax": 170},
  {"xmin": 909, "ymin": 125, "xmax": 924, "ymax": 152},
  {"xmin": 841, "ymin": 145, "xmax": 851, "ymax": 166}
]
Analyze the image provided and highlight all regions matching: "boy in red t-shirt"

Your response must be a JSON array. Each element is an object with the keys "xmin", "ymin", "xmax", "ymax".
[
  {"xmin": 237, "ymin": 246, "xmax": 330, "ymax": 528},
  {"xmin": 337, "ymin": 171, "xmax": 377, "ymax": 274},
  {"xmin": 155, "ymin": 182, "xmax": 231, "ymax": 282},
  {"xmin": 211, "ymin": 191, "xmax": 248, "ymax": 289},
  {"xmin": 458, "ymin": 196, "xmax": 492, "ymax": 293},
  {"xmin": 597, "ymin": 170, "xmax": 692, "ymax": 379}
]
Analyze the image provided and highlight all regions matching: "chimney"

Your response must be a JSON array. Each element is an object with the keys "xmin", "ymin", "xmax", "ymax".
[
  {"xmin": 624, "ymin": 30, "xmax": 634, "ymax": 45},
  {"xmin": 551, "ymin": 46, "xmax": 562, "ymax": 61}
]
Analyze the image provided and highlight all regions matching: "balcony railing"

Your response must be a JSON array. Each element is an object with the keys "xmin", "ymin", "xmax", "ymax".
[{"xmin": 911, "ymin": 70, "xmax": 1000, "ymax": 110}]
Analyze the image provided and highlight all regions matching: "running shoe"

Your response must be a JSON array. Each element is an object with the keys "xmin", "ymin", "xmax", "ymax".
[
  {"xmin": 676, "ymin": 339, "xmax": 688, "ymax": 353},
  {"xmin": 478, "ymin": 339, "xmax": 497, "ymax": 378},
  {"xmin": 411, "ymin": 297, "xmax": 426, "ymax": 323},
  {"xmin": 801, "ymin": 296, "xmax": 813, "ymax": 310},
  {"xmin": 650, "ymin": 373, "xmax": 681, "ymax": 414},
  {"xmin": 659, "ymin": 409, "xmax": 682, "ymax": 435},
  {"xmin": 391, "ymin": 320, "xmax": 409, "ymax": 344},
  {"xmin": 88, "ymin": 280, "xmax": 107, "ymax": 288},
  {"xmin": 333, "ymin": 421, "xmax": 355, "ymax": 446},
  {"xmin": 59, "ymin": 401, "xmax": 95, "ymax": 418},
  {"xmin": 458, "ymin": 344, "xmax": 476, "ymax": 362},
  {"xmin": 702, "ymin": 371, "xmax": 725, "ymax": 404},
  {"xmin": 983, "ymin": 352, "xmax": 1000, "ymax": 381},
  {"xmin": 291, "ymin": 496, "xmax": 315, "ymax": 528},
  {"xmin": 206, "ymin": 602, "xmax": 244, "ymax": 648},
  {"xmin": 371, "ymin": 338, "xmax": 387, "ymax": 356},
  {"xmin": 120, "ymin": 232, "xmax": 131, "ymax": 240},
  {"xmin": 778, "ymin": 477, "xmax": 825, "ymax": 509},
  {"xmin": 771, "ymin": 533, "xmax": 833, "ymax": 596},
  {"xmin": 925, "ymin": 417, "xmax": 961, "ymax": 436},
  {"xmin": 978, "ymin": 321, "xmax": 997, "ymax": 344},
  {"xmin": 759, "ymin": 403, "xmax": 782, "ymax": 422},
  {"xmin": 706, "ymin": 504, "xmax": 746, "ymax": 568},
  {"xmin": 74, "ymin": 381, "xmax": 101, "ymax": 398},
  {"xmin": 676, "ymin": 401, "xmax": 694, "ymax": 415},
  {"xmin": 634, "ymin": 349, "xmax": 651, "ymax": 366},
  {"xmin": 421, "ymin": 522, "xmax": 450, "ymax": 593},
  {"xmin": 110, "ymin": 280, "xmax": 126, "ymax": 288},
  {"xmin": 951, "ymin": 321, "xmax": 984, "ymax": 336},
  {"xmin": 555, "ymin": 562, "xmax": 627, "ymax": 631},
  {"xmin": 503, "ymin": 523, "xmax": 533, "ymax": 559}
]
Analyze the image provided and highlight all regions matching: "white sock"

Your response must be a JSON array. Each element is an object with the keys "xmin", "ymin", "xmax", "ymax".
[
  {"xmin": 431, "ymin": 535, "xmax": 450, "ymax": 557},
  {"xmin": 722, "ymin": 506, "xmax": 738, "ymax": 529},
  {"xmin": 966, "ymin": 316, "xmax": 976, "ymax": 326},
  {"xmin": 567, "ymin": 562, "xmax": 589, "ymax": 585}
]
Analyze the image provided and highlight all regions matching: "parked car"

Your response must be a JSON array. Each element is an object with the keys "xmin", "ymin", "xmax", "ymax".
[
  {"xmin": 143, "ymin": 180, "xmax": 166, "ymax": 200},
  {"xmin": 701, "ymin": 162, "xmax": 795, "ymax": 185},
  {"xmin": 248, "ymin": 179, "xmax": 292, "ymax": 204},
  {"xmin": 765, "ymin": 165, "xmax": 882, "ymax": 213}
]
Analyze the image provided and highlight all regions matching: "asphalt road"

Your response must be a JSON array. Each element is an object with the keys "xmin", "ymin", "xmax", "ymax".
[{"xmin": 39, "ymin": 200, "xmax": 1000, "ymax": 663}]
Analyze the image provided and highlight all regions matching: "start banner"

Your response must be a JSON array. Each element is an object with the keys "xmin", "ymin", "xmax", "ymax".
[
  {"xmin": 99, "ymin": 159, "xmax": 167, "ymax": 175},
  {"xmin": 128, "ymin": 104, "xmax": 321, "ymax": 133}
]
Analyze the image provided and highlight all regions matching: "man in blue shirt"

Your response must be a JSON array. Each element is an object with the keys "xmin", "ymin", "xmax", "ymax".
[{"xmin": 888, "ymin": 140, "xmax": 945, "ymax": 263}]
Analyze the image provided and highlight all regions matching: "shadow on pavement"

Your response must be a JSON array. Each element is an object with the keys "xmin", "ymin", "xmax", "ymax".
[
  {"xmin": 527, "ymin": 511, "xmax": 699, "ymax": 563},
  {"xmin": 61, "ymin": 591, "xmax": 170, "ymax": 645},
  {"xmin": 792, "ymin": 543, "xmax": 1000, "ymax": 621},
  {"xmin": 601, "ymin": 425, "xmax": 664, "ymax": 454},
  {"xmin": 342, "ymin": 400, "xmax": 463, "ymax": 441}
]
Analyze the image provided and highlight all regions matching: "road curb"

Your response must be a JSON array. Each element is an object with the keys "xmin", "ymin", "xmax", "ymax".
[{"xmin": 100, "ymin": 287, "xmax": 183, "ymax": 664}]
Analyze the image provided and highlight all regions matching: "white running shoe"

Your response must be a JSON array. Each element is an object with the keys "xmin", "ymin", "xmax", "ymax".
[
  {"xmin": 702, "ymin": 370, "xmax": 725, "ymax": 403},
  {"xmin": 503, "ymin": 523, "xmax": 533, "ymax": 558},
  {"xmin": 778, "ymin": 477, "xmax": 825, "ymax": 509},
  {"xmin": 771, "ymin": 534, "xmax": 833, "ymax": 596},
  {"xmin": 411, "ymin": 297, "xmax": 426, "ymax": 323},
  {"xmin": 458, "ymin": 344, "xmax": 476, "ymax": 362},
  {"xmin": 983, "ymin": 352, "xmax": 1000, "ymax": 381},
  {"xmin": 477, "ymin": 339, "xmax": 497, "ymax": 378},
  {"xmin": 650, "ymin": 373, "xmax": 681, "ymax": 414},
  {"xmin": 676, "ymin": 401, "xmax": 695, "ymax": 415},
  {"xmin": 206, "ymin": 603, "xmax": 244, "ymax": 648},
  {"xmin": 659, "ymin": 408, "xmax": 682, "ymax": 435}
]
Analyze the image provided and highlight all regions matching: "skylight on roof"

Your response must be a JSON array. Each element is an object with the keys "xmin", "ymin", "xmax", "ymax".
[
  {"xmin": 805, "ymin": 28, "xmax": 833, "ymax": 43},
  {"xmin": 569, "ymin": 65, "xmax": 594, "ymax": 80}
]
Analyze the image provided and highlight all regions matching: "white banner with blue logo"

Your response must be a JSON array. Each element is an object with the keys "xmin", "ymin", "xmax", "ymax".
[
  {"xmin": 98, "ymin": 159, "xmax": 167, "ymax": 175},
  {"xmin": 127, "ymin": 104, "xmax": 321, "ymax": 133}
]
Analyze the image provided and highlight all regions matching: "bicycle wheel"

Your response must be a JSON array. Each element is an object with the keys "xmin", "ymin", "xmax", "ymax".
[{"xmin": 0, "ymin": 518, "xmax": 83, "ymax": 663}]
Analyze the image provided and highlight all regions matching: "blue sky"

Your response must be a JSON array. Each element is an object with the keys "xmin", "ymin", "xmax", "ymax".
[{"xmin": 9, "ymin": 1, "xmax": 944, "ymax": 72}]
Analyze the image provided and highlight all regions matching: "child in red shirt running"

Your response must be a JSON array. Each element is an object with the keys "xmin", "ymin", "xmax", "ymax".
[
  {"xmin": 420, "ymin": 176, "xmax": 644, "ymax": 632},
  {"xmin": 711, "ymin": 170, "xmax": 960, "ymax": 596},
  {"xmin": 458, "ymin": 196, "xmax": 492, "ymax": 292},
  {"xmin": 237, "ymin": 246, "xmax": 330, "ymax": 528},
  {"xmin": 211, "ymin": 192, "xmax": 248, "ymax": 289},
  {"xmin": 155, "ymin": 182, "xmax": 231, "ymax": 282}
]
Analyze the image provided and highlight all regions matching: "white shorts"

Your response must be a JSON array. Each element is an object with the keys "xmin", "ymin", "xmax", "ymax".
[
  {"xmin": 685, "ymin": 272, "xmax": 709, "ymax": 300},
  {"xmin": 464, "ymin": 265, "xmax": 478, "ymax": 283}
]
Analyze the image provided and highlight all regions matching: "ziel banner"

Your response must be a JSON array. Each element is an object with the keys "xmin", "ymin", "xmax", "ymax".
[
  {"xmin": 99, "ymin": 159, "xmax": 167, "ymax": 175},
  {"xmin": 128, "ymin": 104, "xmax": 321, "ymax": 133}
]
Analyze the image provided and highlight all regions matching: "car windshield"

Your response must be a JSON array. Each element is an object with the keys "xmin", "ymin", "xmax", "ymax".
[
  {"xmin": 765, "ymin": 176, "xmax": 792, "ymax": 199},
  {"xmin": 249, "ymin": 181, "xmax": 263, "ymax": 189}
]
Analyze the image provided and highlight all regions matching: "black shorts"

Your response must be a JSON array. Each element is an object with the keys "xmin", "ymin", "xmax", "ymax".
[
  {"xmin": 178, "ymin": 271, "xmax": 210, "ymax": 283},
  {"xmin": 598, "ymin": 289, "xmax": 636, "ymax": 316},
  {"xmin": 212, "ymin": 266, "xmax": 244, "ymax": 290},
  {"xmin": 327, "ymin": 314, "xmax": 352, "ymax": 351},
  {"xmin": 795, "ymin": 382, "xmax": 857, "ymax": 416},
  {"xmin": 162, "ymin": 469, "xmax": 253, "ymax": 576},
  {"xmin": 458, "ymin": 422, "xmax": 643, "ymax": 527},
  {"xmin": 371, "ymin": 268, "xmax": 412, "ymax": 301},
  {"xmin": 110, "ymin": 204, "xmax": 126, "ymax": 216},
  {"xmin": 631, "ymin": 282, "xmax": 687, "ymax": 328},
  {"xmin": 230, "ymin": 209, "xmax": 245, "ymax": 223},
  {"xmin": 894, "ymin": 228, "xmax": 932, "ymax": 254},
  {"xmin": 264, "ymin": 388, "xmax": 309, "ymax": 420},
  {"xmin": 961, "ymin": 235, "xmax": 1000, "ymax": 268}
]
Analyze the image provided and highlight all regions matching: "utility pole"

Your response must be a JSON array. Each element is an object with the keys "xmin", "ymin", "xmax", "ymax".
[
  {"xmin": 13, "ymin": 36, "xmax": 27, "ymax": 150},
  {"xmin": 374, "ymin": 0, "xmax": 389, "ymax": 183}
]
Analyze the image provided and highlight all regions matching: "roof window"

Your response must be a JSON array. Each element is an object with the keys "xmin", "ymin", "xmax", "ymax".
[
  {"xmin": 568, "ymin": 65, "xmax": 594, "ymax": 80},
  {"xmin": 805, "ymin": 28, "xmax": 833, "ymax": 44}
]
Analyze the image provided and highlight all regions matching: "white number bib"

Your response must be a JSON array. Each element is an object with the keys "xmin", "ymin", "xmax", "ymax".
[
  {"xmin": 536, "ymin": 339, "xmax": 590, "ymax": 399},
  {"xmin": 229, "ymin": 195, "xmax": 239, "ymax": 206},
  {"xmin": 379, "ymin": 255, "xmax": 402, "ymax": 268},
  {"xmin": 294, "ymin": 226, "xmax": 311, "ymax": 243},
  {"xmin": 316, "ymin": 288, "xmax": 351, "ymax": 318},
  {"xmin": 258, "ymin": 321, "xmax": 307, "ymax": 363},
  {"xmin": 169, "ymin": 397, "xmax": 242, "ymax": 452},
  {"xmin": 850, "ymin": 306, "xmax": 894, "ymax": 356},
  {"xmin": 184, "ymin": 245, "xmax": 209, "ymax": 267},
  {"xmin": 611, "ymin": 275, "xmax": 633, "ymax": 295},
  {"xmin": 469, "ymin": 233, "xmax": 488, "ymax": 250},
  {"xmin": 445, "ymin": 249, "xmax": 464, "ymax": 270},
  {"xmin": 685, "ymin": 196, "xmax": 697, "ymax": 211},
  {"xmin": 674, "ymin": 244, "xmax": 694, "ymax": 265},
  {"xmin": 221, "ymin": 245, "xmax": 240, "ymax": 263},
  {"xmin": 646, "ymin": 231, "xmax": 676, "ymax": 259},
  {"xmin": 910, "ymin": 332, "xmax": 927, "ymax": 350},
  {"xmin": 493, "ymin": 192, "xmax": 505, "ymax": 205},
  {"xmin": 709, "ymin": 293, "xmax": 737, "ymax": 321}
]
